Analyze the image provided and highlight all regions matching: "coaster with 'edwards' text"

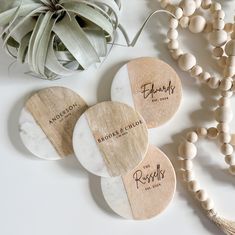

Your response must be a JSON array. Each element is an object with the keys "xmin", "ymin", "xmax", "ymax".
[
  {"xmin": 111, "ymin": 57, "xmax": 182, "ymax": 128},
  {"xmin": 72, "ymin": 101, "xmax": 149, "ymax": 177},
  {"xmin": 101, "ymin": 145, "xmax": 176, "ymax": 220},
  {"xmin": 19, "ymin": 86, "xmax": 88, "ymax": 160}
]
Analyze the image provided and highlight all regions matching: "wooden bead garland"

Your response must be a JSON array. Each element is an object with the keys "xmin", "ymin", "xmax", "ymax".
[
  {"xmin": 178, "ymin": 128, "xmax": 235, "ymax": 234},
  {"xmin": 160, "ymin": 0, "xmax": 235, "ymax": 175},
  {"xmin": 158, "ymin": 0, "xmax": 235, "ymax": 233}
]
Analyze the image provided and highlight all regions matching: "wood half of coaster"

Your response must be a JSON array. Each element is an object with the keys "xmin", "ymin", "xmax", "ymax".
[
  {"xmin": 72, "ymin": 101, "xmax": 148, "ymax": 177},
  {"xmin": 101, "ymin": 145, "xmax": 176, "ymax": 220},
  {"xmin": 19, "ymin": 86, "xmax": 88, "ymax": 160},
  {"xmin": 111, "ymin": 57, "xmax": 182, "ymax": 128}
]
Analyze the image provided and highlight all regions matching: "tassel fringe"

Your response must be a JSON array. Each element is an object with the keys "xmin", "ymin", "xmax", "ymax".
[{"xmin": 207, "ymin": 210, "xmax": 235, "ymax": 235}]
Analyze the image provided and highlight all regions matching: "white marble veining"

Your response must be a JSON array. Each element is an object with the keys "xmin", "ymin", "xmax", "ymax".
[
  {"xmin": 101, "ymin": 176, "xmax": 133, "ymax": 219},
  {"xmin": 111, "ymin": 64, "xmax": 135, "ymax": 108},
  {"xmin": 72, "ymin": 114, "xmax": 109, "ymax": 177},
  {"xmin": 19, "ymin": 108, "xmax": 61, "ymax": 160}
]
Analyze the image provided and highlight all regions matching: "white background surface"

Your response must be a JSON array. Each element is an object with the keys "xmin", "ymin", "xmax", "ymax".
[{"xmin": 0, "ymin": 1, "xmax": 235, "ymax": 235}]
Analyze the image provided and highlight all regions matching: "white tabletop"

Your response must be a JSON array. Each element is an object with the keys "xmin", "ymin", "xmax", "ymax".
[{"xmin": 0, "ymin": 1, "xmax": 235, "ymax": 235}]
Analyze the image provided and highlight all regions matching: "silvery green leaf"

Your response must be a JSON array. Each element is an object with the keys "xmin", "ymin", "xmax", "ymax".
[
  {"xmin": 46, "ymin": 36, "xmax": 76, "ymax": 76},
  {"xmin": 62, "ymin": 2, "xmax": 113, "ymax": 38},
  {"xmin": 53, "ymin": 14, "xmax": 100, "ymax": 69},
  {"xmin": 84, "ymin": 28, "xmax": 107, "ymax": 57},
  {"xmin": 0, "ymin": 3, "xmax": 42, "ymax": 27}
]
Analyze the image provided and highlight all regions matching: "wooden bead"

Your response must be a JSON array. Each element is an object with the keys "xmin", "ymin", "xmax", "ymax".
[
  {"xmin": 231, "ymin": 32, "xmax": 235, "ymax": 40},
  {"xmin": 207, "ymin": 127, "xmax": 218, "ymax": 139},
  {"xmin": 180, "ymin": 0, "xmax": 196, "ymax": 16},
  {"xmin": 201, "ymin": 198, "xmax": 214, "ymax": 210},
  {"xmin": 217, "ymin": 123, "xmax": 229, "ymax": 133},
  {"xmin": 168, "ymin": 40, "xmax": 179, "ymax": 50},
  {"xmin": 181, "ymin": 159, "xmax": 193, "ymax": 170},
  {"xmin": 212, "ymin": 47, "xmax": 223, "ymax": 58},
  {"xmin": 215, "ymin": 106, "xmax": 233, "ymax": 123},
  {"xmin": 221, "ymin": 143, "xmax": 233, "ymax": 155},
  {"xmin": 166, "ymin": 4, "xmax": 175, "ymax": 13},
  {"xmin": 196, "ymin": 127, "xmax": 207, "ymax": 136},
  {"xmin": 183, "ymin": 170, "xmax": 195, "ymax": 182},
  {"xmin": 186, "ymin": 131, "xmax": 198, "ymax": 143},
  {"xmin": 223, "ymin": 66, "xmax": 235, "ymax": 77},
  {"xmin": 174, "ymin": 7, "xmax": 183, "ymax": 19},
  {"xmin": 188, "ymin": 180, "xmax": 200, "ymax": 192},
  {"xmin": 179, "ymin": 16, "xmax": 189, "ymax": 28},
  {"xmin": 226, "ymin": 56, "xmax": 235, "ymax": 67},
  {"xmin": 199, "ymin": 72, "xmax": 210, "ymax": 83},
  {"xmin": 210, "ymin": 2, "xmax": 221, "ymax": 13},
  {"xmin": 224, "ymin": 23, "xmax": 233, "ymax": 33},
  {"xmin": 189, "ymin": 15, "xmax": 206, "ymax": 33},
  {"xmin": 196, "ymin": 190, "xmax": 208, "ymax": 201},
  {"xmin": 218, "ymin": 97, "xmax": 230, "ymax": 107},
  {"xmin": 190, "ymin": 65, "xmax": 203, "ymax": 77},
  {"xmin": 178, "ymin": 141, "xmax": 197, "ymax": 159},
  {"xmin": 219, "ymin": 78, "xmax": 233, "ymax": 91},
  {"xmin": 213, "ymin": 19, "xmax": 225, "ymax": 30},
  {"xmin": 203, "ymin": 22, "xmax": 213, "ymax": 33},
  {"xmin": 195, "ymin": 0, "xmax": 202, "ymax": 8},
  {"xmin": 228, "ymin": 165, "xmax": 235, "ymax": 175},
  {"xmin": 209, "ymin": 30, "xmax": 228, "ymax": 47},
  {"xmin": 225, "ymin": 155, "xmax": 235, "ymax": 165},
  {"xmin": 178, "ymin": 53, "xmax": 196, "ymax": 71},
  {"xmin": 167, "ymin": 29, "xmax": 178, "ymax": 40},
  {"xmin": 221, "ymin": 90, "xmax": 233, "ymax": 98},
  {"xmin": 207, "ymin": 76, "xmax": 220, "ymax": 89},
  {"xmin": 219, "ymin": 132, "xmax": 231, "ymax": 144},
  {"xmin": 171, "ymin": 49, "xmax": 183, "ymax": 60},
  {"xmin": 217, "ymin": 56, "xmax": 227, "ymax": 68},
  {"xmin": 160, "ymin": 0, "xmax": 169, "ymax": 8},
  {"xmin": 201, "ymin": 0, "xmax": 212, "ymax": 9},
  {"xmin": 214, "ymin": 10, "xmax": 225, "ymax": 20},
  {"xmin": 169, "ymin": 18, "xmax": 179, "ymax": 29},
  {"xmin": 225, "ymin": 40, "xmax": 235, "ymax": 56}
]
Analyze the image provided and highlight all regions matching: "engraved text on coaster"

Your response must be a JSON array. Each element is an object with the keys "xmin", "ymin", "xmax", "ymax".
[
  {"xmin": 111, "ymin": 57, "xmax": 182, "ymax": 128},
  {"xmin": 19, "ymin": 86, "xmax": 88, "ymax": 160},
  {"xmin": 101, "ymin": 145, "xmax": 176, "ymax": 219},
  {"xmin": 72, "ymin": 101, "xmax": 149, "ymax": 177}
]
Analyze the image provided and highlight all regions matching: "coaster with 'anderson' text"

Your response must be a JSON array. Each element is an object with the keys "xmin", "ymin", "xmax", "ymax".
[{"xmin": 19, "ymin": 86, "xmax": 88, "ymax": 160}]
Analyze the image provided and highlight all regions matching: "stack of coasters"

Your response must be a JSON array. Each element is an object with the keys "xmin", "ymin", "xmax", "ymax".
[{"xmin": 18, "ymin": 57, "xmax": 181, "ymax": 220}]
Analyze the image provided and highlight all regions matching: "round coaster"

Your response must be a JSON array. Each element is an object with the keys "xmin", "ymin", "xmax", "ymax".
[
  {"xmin": 19, "ymin": 86, "xmax": 88, "ymax": 160},
  {"xmin": 72, "ymin": 101, "xmax": 148, "ymax": 177},
  {"xmin": 101, "ymin": 145, "xmax": 176, "ymax": 220},
  {"xmin": 111, "ymin": 57, "xmax": 182, "ymax": 128}
]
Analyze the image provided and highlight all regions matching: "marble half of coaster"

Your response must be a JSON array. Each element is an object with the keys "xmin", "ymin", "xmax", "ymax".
[
  {"xmin": 19, "ymin": 86, "xmax": 88, "ymax": 160},
  {"xmin": 72, "ymin": 101, "xmax": 149, "ymax": 177},
  {"xmin": 111, "ymin": 57, "xmax": 182, "ymax": 128},
  {"xmin": 101, "ymin": 145, "xmax": 176, "ymax": 220}
]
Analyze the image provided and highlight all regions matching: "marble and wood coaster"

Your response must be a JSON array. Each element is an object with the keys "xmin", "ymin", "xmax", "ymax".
[
  {"xmin": 111, "ymin": 57, "xmax": 182, "ymax": 128},
  {"xmin": 101, "ymin": 145, "xmax": 176, "ymax": 220},
  {"xmin": 19, "ymin": 86, "xmax": 88, "ymax": 160},
  {"xmin": 72, "ymin": 101, "xmax": 149, "ymax": 177}
]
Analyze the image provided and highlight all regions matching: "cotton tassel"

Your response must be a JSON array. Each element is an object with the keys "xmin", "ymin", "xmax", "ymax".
[{"xmin": 207, "ymin": 210, "xmax": 235, "ymax": 235}]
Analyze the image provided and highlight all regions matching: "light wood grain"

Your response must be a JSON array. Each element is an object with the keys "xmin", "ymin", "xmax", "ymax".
[
  {"xmin": 122, "ymin": 145, "xmax": 176, "ymax": 220},
  {"xmin": 85, "ymin": 101, "xmax": 148, "ymax": 177},
  {"xmin": 127, "ymin": 57, "xmax": 182, "ymax": 128},
  {"xmin": 25, "ymin": 86, "xmax": 88, "ymax": 157}
]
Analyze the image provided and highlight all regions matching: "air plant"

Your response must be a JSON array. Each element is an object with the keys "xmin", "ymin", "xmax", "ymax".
[{"xmin": 0, "ymin": 0, "xmax": 121, "ymax": 79}]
